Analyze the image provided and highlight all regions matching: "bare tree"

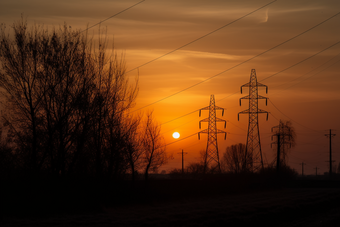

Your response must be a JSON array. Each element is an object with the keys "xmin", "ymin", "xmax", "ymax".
[
  {"xmin": 221, "ymin": 143, "xmax": 252, "ymax": 173},
  {"xmin": 0, "ymin": 18, "xmax": 139, "ymax": 178},
  {"xmin": 122, "ymin": 114, "xmax": 143, "ymax": 181},
  {"xmin": 88, "ymin": 35, "xmax": 139, "ymax": 178},
  {"xmin": 141, "ymin": 111, "xmax": 168, "ymax": 181},
  {"xmin": 0, "ymin": 19, "xmax": 47, "ymax": 174}
]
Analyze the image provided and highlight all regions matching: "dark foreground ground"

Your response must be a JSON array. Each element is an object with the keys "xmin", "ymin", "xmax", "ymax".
[{"xmin": 2, "ymin": 175, "xmax": 340, "ymax": 226}]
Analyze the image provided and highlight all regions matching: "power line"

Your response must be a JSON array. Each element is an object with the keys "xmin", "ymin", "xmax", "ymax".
[
  {"xmin": 216, "ymin": 91, "xmax": 239, "ymax": 102},
  {"xmin": 161, "ymin": 118, "xmax": 198, "ymax": 135},
  {"xmin": 158, "ymin": 41, "xmax": 339, "ymax": 142},
  {"xmin": 298, "ymin": 143, "xmax": 326, "ymax": 147},
  {"xmin": 161, "ymin": 109, "xmax": 199, "ymax": 125},
  {"xmin": 272, "ymin": 53, "xmax": 340, "ymax": 91},
  {"xmin": 169, "ymin": 140, "xmax": 205, "ymax": 154},
  {"xmin": 161, "ymin": 105, "xmax": 240, "ymax": 133},
  {"xmin": 288, "ymin": 60, "xmax": 340, "ymax": 90},
  {"xmin": 126, "ymin": 0, "xmax": 278, "ymax": 74},
  {"xmin": 228, "ymin": 132, "xmax": 246, "ymax": 136},
  {"xmin": 164, "ymin": 132, "xmax": 198, "ymax": 147},
  {"xmin": 131, "ymin": 11, "xmax": 340, "ymax": 113},
  {"xmin": 268, "ymin": 99, "xmax": 324, "ymax": 134},
  {"xmin": 228, "ymin": 120, "xmax": 247, "ymax": 132},
  {"xmin": 158, "ymin": 41, "xmax": 339, "ymax": 137},
  {"xmin": 297, "ymin": 133, "xmax": 325, "ymax": 137},
  {"xmin": 225, "ymin": 136, "xmax": 241, "ymax": 144},
  {"xmin": 269, "ymin": 112, "xmax": 281, "ymax": 122},
  {"xmin": 217, "ymin": 46, "xmax": 340, "ymax": 103},
  {"xmin": 79, "ymin": 0, "xmax": 145, "ymax": 34},
  {"xmin": 260, "ymin": 41, "xmax": 340, "ymax": 83}
]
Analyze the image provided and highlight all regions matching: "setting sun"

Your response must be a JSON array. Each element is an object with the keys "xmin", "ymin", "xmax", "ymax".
[{"xmin": 172, "ymin": 132, "xmax": 180, "ymax": 139}]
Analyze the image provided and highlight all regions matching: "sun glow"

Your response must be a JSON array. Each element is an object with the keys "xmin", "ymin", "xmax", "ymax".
[{"xmin": 172, "ymin": 132, "xmax": 180, "ymax": 139}]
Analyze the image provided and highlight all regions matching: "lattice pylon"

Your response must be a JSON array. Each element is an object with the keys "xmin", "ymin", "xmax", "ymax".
[
  {"xmin": 238, "ymin": 69, "xmax": 269, "ymax": 172},
  {"xmin": 271, "ymin": 120, "xmax": 294, "ymax": 167},
  {"xmin": 198, "ymin": 95, "xmax": 227, "ymax": 173}
]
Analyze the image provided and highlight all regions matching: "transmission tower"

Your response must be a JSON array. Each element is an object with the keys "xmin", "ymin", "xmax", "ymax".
[
  {"xmin": 271, "ymin": 120, "xmax": 295, "ymax": 173},
  {"xmin": 238, "ymin": 69, "xmax": 268, "ymax": 171},
  {"xmin": 198, "ymin": 94, "xmax": 227, "ymax": 173}
]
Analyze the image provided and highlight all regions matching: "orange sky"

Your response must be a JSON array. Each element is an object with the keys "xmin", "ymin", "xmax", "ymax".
[{"xmin": 1, "ymin": 0, "xmax": 340, "ymax": 175}]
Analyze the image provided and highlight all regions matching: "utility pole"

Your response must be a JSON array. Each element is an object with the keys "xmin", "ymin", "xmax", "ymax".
[
  {"xmin": 314, "ymin": 167, "xmax": 318, "ymax": 176},
  {"xmin": 300, "ymin": 162, "xmax": 306, "ymax": 176},
  {"xmin": 177, "ymin": 149, "xmax": 188, "ymax": 174},
  {"xmin": 238, "ymin": 69, "xmax": 268, "ymax": 172},
  {"xmin": 325, "ymin": 129, "xmax": 336, "ymax": 177},
  {"xmin": 198, "ymin": 95, "xmax": 227, "ymax": 173}
]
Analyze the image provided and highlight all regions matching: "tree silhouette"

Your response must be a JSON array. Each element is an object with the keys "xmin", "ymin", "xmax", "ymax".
[
  {"xmin": 221, "ymin": 143, "xmax": 252, "ymax": 173},
  {"xmin": 0, "ymin": 18, "xmax": 138, "ymax": 179},
  {"xmin": 122, "ymin": 114, "xmax": 143, "ymax": 181},
  {"xmin": 141, "ymin": 111, "xmax": 168, "ymax": 181}
]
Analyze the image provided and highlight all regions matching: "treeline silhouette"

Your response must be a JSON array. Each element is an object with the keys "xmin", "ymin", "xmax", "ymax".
[{"xmin": 0, "ymin": 19, "xmax": 169, "ymax": 185}]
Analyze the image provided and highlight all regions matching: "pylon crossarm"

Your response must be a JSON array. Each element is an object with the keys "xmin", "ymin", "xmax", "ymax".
[
  {"xmin": 238, "ymin": 109, "xmax": 250, "ymax": 114},
  {"xmin": 215, "ymin": 106, "xmax": 225, "ymax": 115},
  {"xmin": 256, "ymin": 82, "xmax": 268, "ymax": 93},
  {"xmin": 216, "ymin": 130, "xmax": 227, "ymax": 139},
  {"xmin": 258, "ymin": 95, "xmax": 268, "ymax": 105},
  {"xmin": 199, "ymin": 118, "xmax": 209, "ymax": 129},
  {"xmin": 238, "ymin": 110, "xmax": 250, "ymax": 121},
  {"xmin": 240, "ymin": 95, "xmax": 251, "ymax": 106},
  {"xmin": 199, "ymin": 107, "xmax": 209, "ymax": 117},
  {"xmin": 240, "ymin": 82, "xmax": 251, "ymax": 94},
  {"xmin": 199, "ymin": 129, "xmax": 208, "ymax": 134},
  {"xmin": 198, "ymin": 129, "xmax": 209, "ymax": 140},
  {"xmin": 258, "ymin": 109, "xmax": 268, "ymax": 113},
  {"xmin": 215, "ymin": 117, "xmax": 227, "ymax": 128},
  {"xmin": 271, "ymin": 125, "xmax": 280, "ymax": 132},
  {"xmin": 215, "ymin": 117, "xmax": 226, "ymax": 122}
]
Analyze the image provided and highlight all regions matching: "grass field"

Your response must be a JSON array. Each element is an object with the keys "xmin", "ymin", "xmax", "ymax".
[{"xmin": 2, "ymin": 176, "xmax": 340, "ymax": 226}]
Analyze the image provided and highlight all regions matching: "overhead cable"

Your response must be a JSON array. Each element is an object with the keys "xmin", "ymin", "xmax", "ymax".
[
  {"xmin": 131, "ymin": 11, "xmax": 340, "ymax": 113},
  {"xmin": 79, "ymin": 0, "xmax": 145, "ymax": 34},
  {"xmin": 126, "ymin": 0, "xmax": 277, "ymax": 73}
]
